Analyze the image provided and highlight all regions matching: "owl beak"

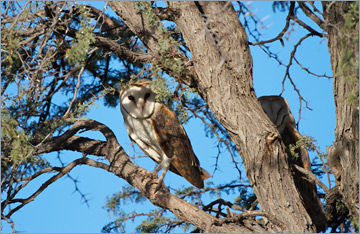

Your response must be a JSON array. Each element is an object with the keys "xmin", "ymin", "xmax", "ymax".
[{"xmin": 138, "ymin": 98, "xmax": 145, "ymax": 114}]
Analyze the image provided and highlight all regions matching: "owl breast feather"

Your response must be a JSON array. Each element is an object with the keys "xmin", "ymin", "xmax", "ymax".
[{"xmin": 123, "ymin": 103, "xmax": 165, "ymax": 163}]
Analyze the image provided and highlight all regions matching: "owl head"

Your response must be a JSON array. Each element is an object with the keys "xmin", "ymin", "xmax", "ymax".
[{"xmin": 120, "ymin": 79, "xmax": 157, "ymax": 119}]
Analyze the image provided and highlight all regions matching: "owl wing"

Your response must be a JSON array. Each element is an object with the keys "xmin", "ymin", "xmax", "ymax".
[{"xmin": 150, "ymin": 104, "xmax": 210, "ymax": 188}]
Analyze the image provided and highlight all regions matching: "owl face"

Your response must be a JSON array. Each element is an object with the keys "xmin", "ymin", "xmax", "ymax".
[{"xmin": 120, "ymin": 81, "xmax": 156, "ymax": 119}]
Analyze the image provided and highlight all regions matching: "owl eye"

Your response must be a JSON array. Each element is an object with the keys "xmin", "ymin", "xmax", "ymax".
[
  {"xmin": 144, "ymin": 92, "xmax": 151, "ymax": 99},
  {"xmin": 128, "ymin": 95, "xmax": 135, "ymax": 101}
]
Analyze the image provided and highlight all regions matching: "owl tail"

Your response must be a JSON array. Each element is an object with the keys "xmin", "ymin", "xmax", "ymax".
[{"xmin": 200, "ymin": 168, "xmax": 211, "ymax": 181}]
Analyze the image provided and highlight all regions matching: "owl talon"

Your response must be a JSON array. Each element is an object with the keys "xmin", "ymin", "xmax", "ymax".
[
  {"xmin": 154, "ymin": 182, "xmax": 163, "ymax": 193},
  {"xmin": 153, "ymin": 180, "xmax": 169, "ymax": 193},
  {"xmin": 150, "ymin": 171, "xmax": 159, "ymax": 180}
]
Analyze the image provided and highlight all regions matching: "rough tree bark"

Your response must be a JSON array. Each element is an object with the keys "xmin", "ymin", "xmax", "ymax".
[
  {"xmin": 108, "ymin": 1, "xmax": 322, "ymax": 232},
  {"xmin": 322, "ymin": 1, "xmax": 359, "ymax": 221}
]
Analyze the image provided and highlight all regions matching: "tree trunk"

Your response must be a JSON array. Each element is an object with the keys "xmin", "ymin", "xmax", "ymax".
[
  {"xmin": 323, "ymin": 1, "xmax": 359, "ymax": 221},
  {"xmin": 167, "ymin": 2, "xmax": 319, "ymax": 232}
]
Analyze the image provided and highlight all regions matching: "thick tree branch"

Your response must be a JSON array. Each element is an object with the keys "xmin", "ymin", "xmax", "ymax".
[
  {"xmin": 107, "ymin": 2, "xmax": 198, "ymax": 88},
  {"xmin": 93, "ymin": 36, "xmax": 155, "ymax": 64},
  {"xmin": 31, "ymin": 119, "xmax": 253, "ymax": 232},
  {"xmin": 35, "ymin": 135, "xmax": 108, "ymax": 156}
]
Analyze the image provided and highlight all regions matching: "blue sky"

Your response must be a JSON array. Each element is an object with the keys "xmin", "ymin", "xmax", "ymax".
[{"xmin": 1, "ymin": 1, "xmax": 335, "ymax": 233}]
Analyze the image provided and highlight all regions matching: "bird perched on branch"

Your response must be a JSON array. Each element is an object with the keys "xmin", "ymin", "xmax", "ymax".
[
  {"xmin": 120, "ymin": 79, "xmax": 210, "ymax": 192},
  {"xmin": 259, "ymin": 95, "xmax": 326, "ymax": 232}
]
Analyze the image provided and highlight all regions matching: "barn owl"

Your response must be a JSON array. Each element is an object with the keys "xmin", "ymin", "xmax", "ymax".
[
  {"xmin": 258, "ymin": 95, "xmax": 326, "ymax": 231},
  {"xmin": 258, "ymin": 95, "xmax": 311, "ymax": 169},
  {"xmin": 120, "ymin": 79, "xmax": 210, "ymax": 191}
]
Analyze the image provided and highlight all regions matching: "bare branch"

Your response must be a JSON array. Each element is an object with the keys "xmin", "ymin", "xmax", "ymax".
[
  {"xmin": 294, "ymin": 164, "xmax": 329, "ymax": 193},
  {"xmin": 64, "ymin": 66, "xmax": 84, "ymax": 117},
  {"xmin": 290, "ymin": 14, "xmax": 324, "ymax": 38},
  {"xmin": 280, "ymin": 33, "xmax": 314, "ymax": 125},
  {"xmin": 203, "ymin": 198, "xmax": 246, "ymax": 213},
  {"xmin": 178, "ymin": 183, "xmax": 252, "ymax": 201},
  {"xmin": 214, "ymin": 210, "xmax": 286, "ymax": 231},
  {"xmin": 250, "ymin": 2, "xmax": 295, "ymax": 46},
  {"xmin": 35, "ymin": 135, "xmax": 108, "ymax": 156},
  {"xmin": 297, "ymin": 2, "xmax": 325, "ymax": 30},
  {"xmin": 293, "ymin": 57, "xmax": 332, "ymax": 79},
  {"xmin": 4, "ymin": 157, "xmax": 108, "ymax": 219},
  {"xmin": 93, "ymin": 36, "xmax": 155, "ymax": 64},
  {"xmin": 1, "ymin": 215, "xmax": 16, "ymax": 233}
]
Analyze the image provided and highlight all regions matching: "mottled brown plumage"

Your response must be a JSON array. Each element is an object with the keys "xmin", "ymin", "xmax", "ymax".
[{"xmin": 151, "ymin": 104, "xmax": 209, "ymax": 188}]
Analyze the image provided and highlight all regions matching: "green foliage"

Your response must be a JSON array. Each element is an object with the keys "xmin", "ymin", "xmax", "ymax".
[
  {"xmin": 101, "ymin": 210, "xmax": 129, "ymax": 233},
  {"xmin": 1, "ymin": 29, "xmax": 22, "ymax": 68},
  {"xmin": 134, "ymin": 2, "xmax": 159, "ymax": 27},
  {"xmin": 135, "ymin": 2, "xmax": 186, "ymax": 76},
  {"xmin": 288, "ymin": 135, "xmax": 320, "ymax": 159},
  {"xmin": 151, "ymin": 75, "xmax": 173, "ymax": 104},
  {"xmin": 136, "ymin": 216, "xmax": 172, "ymax": 233},
  {"xmin": 1, "ymin": 109, "xmax": 34, "ymax": 166},
  {"xmin": 288, "ymin": 140, "xmax": 305, "ymax": 160},
  {"xmin": 104, "ymin": 185, "xmax": 147, "ymax": 215},
  {"xmin": 288, "ymin": 135, "xmax": 328, "ymax": 179},
  {"xmin": 103, "ymin": 185, "xmax": 171, "ymax": 233},
  {"xmin": 65, "ymin": 5, "xmax": 96, "ymax": 65},
  {"xmin": 350, "ymin": 216, "xmax": 359, "ymax": 231}
]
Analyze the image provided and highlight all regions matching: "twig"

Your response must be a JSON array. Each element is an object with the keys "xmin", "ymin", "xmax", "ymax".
[
  {"xmin": 56, "ymin": 152, "xmax": 91, "ymax": 207},
  {"xmin": 249, "ymin": 199, "xmax": 258, "ymax": 211},
  {"xmin": 203, "ymin": 198, "xmax": 246, "ymax": 213},
  {"xmin": 280, "ymin": 33, "xmax": 314, "ymax": 126},
  {"xmin": 312, "ymin": 146, "xmax": 332, "ymax": 190},
  {"xmin": 294, "ymin": 164, "xmax": 329, "ymax": 193},
  {"xmin": 293, "ymin": 56, "xmax": 332, "ymax": 79},
  {"xmin": 214, "ymin": 209, "xmax": 286, "ymax": 230},
  {"xmin": 1, "ymin": 215, "xmax": 16, "ymax": 233},
  {"xmin": 290, "ymin": 14, "xmax": 324, "ymax": 38},
  {"xmin": 4, "ymin": 157, "xmax": 108, "ymax": 219},
  {"xmin": 183, "ymin": 103, "xmax": 242, "ymax": 178},
  {"xmin": 250, "ymin": 2, "xmax": 295, "ymax": 46},
  {"xmin": 179, "ymin": 183, "xmax": 252, "ymax": 200},
  {"xmin": 29, "ymin": 65, "xmax": 85, "ymax": 160},
  {"xmin": 297, "ymin": 2, "xmax": 325, "ymax": 30},
  {"xmin": 308, "ymin": 1, "xmax": 324, "ymax": 16},
  {"xmin": 64, "ymin": 66, "xmax": 84, "ymax": 117}
]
